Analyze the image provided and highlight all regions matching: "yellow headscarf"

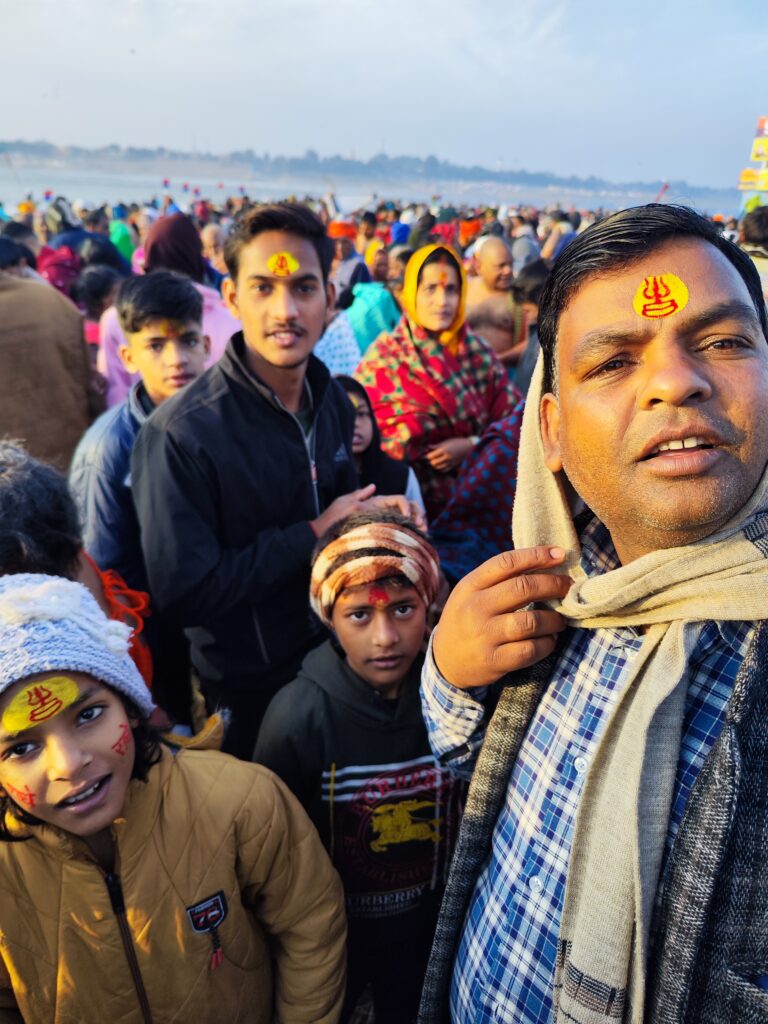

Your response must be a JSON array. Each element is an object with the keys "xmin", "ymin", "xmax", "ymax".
[
  {"xmin": 364, "ymin": 239, "xmax": 385, "ymax": 270},
  {"xmin": 401, "ymin": 244, "xmax": 467, "ymax": 355}
]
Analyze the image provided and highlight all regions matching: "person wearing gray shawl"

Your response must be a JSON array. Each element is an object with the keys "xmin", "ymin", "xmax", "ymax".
[{"xmin": 418, "ymin": 205, "xmax": 768, "ymax": 1024}]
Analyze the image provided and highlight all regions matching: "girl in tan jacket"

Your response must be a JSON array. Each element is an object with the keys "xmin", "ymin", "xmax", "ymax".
[{"xmin": 0, "ymin": 573, "xmax": 346, "ymax": 1024}]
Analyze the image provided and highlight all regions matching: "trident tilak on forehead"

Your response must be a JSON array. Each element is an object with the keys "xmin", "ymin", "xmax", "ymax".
[
  {"xmin": 267, "ymin": 252, "xmax": 300, "ymax": 277},
  {"xmin": 632, "ymin": 273, "xmax": 689, "ymax": 320},
  {"xmin": 2, "ymin": 676, "xmax": 80, "ymax": 734}
]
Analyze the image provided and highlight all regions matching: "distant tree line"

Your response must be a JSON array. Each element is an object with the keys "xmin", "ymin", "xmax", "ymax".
[{"xmin": 0, "ymin": 139, "xmax": 716, "ymax": 197}]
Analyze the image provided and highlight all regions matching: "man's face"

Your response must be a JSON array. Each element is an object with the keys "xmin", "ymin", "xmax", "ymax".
[
  {"xmin": 0, "ymin": 672, "xmax": 137, "ymax": 839},
  {"xmin": 331, "ymin": 581, "xmax": 426, "ymax": 697},
  {"xmin": 120, "ymin": 318, "xmax": 209, "ymax": 405},
  {"xmin": 480, "ymin": 244, "xmax": 513, "ymax": 291},
  {"xmin": 541, "ymin": 238, "xmax": 768, "ymax": 563},
  {"xmin": 223, "ymin": 231, "xmax": 332, "ymax": 372},
  {"xmin": 335, "ymin": 238, "xmax": 354, "ymax": 261}
]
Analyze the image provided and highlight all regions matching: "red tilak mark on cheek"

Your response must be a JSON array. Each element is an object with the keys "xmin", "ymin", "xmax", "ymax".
[
  {"xmin": 5, "ymin": 782, "xmax": 36, "ymax": 808},
  {"xmin": 368, "ymin": 587, "xmax": 390, "ymax": 608},
  {"xmin": 111, "ymin": 723, "xmax": 131, "ymax": 756}
]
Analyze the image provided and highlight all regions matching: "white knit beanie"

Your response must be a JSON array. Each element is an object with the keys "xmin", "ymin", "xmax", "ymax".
[{"xmin": 0, "ymin": 574, "xmax": 155, "ymax": 718}]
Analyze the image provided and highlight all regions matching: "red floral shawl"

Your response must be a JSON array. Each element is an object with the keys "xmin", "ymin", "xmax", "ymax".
[{"xmin": 355, "ymin": 314, "xmax": 517, "ymax": 517}]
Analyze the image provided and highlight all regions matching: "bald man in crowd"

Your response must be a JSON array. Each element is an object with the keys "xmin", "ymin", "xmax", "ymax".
[
  {"xmin": 467, "ymin": 237, "xmax": 528, "ymax": 371},
  {"xmin": 200, "ymin": 222, "xmax": 228, "ymax": 277}
]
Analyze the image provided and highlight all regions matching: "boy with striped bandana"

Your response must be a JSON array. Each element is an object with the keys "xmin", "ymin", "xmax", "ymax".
[{"xmin": 255, "ymin": 510, "xmax": 463, "ymax": 1024}]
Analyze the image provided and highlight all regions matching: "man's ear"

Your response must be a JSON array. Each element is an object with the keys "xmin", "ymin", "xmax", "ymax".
[
  {"xmin": 202, "ymin": 334, "xmax": 211, "ymax": 357},
  {"xmin": 540, "ymin": 392, "xmax": 563, "ymax": 473},
  {"xmin": 118, "ymin": 344, "xmax": 136, "ymax": 374},
  {"xmin": 222, "ymin": 276, "xmax": 241, "ymax": 320},
  {"xmin": 325, "ymin": 279, "xmax": 336, "ymax": 311}
]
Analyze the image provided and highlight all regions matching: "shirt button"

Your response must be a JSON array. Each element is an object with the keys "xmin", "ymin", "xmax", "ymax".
[
  {"xmin": 574, "ymin": 756, "xmax": 588, "ymax": 775},
  {"xmin": 529, "ymin": 874, "xmax": 543, "ymax": 893}
]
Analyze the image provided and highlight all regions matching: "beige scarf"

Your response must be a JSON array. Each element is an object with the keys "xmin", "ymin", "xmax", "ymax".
[{"xmin": 512, "ymin": 356, "xmax": 768, "ymax": 1023}]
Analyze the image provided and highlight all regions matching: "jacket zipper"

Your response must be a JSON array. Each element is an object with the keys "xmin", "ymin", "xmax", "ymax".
[
  {"xmin": 294, "ymin": 417, "xmax": 320, "ymax": 516},
  {"xmin": 277, "ymin": 382, "xmax": 321, "ymax": 516},
  {"xmin": 105, "ymin": 872, "xmax": 154, "ymax": 1024}
]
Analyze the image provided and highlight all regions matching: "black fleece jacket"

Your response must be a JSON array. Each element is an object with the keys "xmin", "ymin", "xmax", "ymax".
[{"xmin": 131, "ymin": 333, "xmax": 357, "ymax": 695}]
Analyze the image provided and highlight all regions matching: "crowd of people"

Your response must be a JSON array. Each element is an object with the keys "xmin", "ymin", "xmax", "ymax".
[{"xmin": 0, "ymin": 187, "xmax": 767, "ymax": 1024}]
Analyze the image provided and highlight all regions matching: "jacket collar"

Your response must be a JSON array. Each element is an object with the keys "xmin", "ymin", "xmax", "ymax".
[
  {"xmin": 221, "ymin": 331, "xmax": 333, "ymax": 413},
  {"xmin": 127, "ymin": 381, "xmax": 154, "ymax": 426}
]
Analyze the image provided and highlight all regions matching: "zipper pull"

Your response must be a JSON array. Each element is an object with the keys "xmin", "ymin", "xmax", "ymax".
[
  {"xmin": 209, "ymin": 928, "xmax": 223, "ymax": 971},
  {"xmin": 311, "ymin": 460, "xmax": 317, "ymax": 483}
]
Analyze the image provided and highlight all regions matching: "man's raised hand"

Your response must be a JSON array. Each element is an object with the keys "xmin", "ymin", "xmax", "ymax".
[{"xmin": 432, "ymin": 547, "xmax": 571, "ymax": 689}]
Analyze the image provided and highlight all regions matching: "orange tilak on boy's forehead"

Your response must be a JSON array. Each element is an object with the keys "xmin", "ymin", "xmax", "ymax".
[{"xmin": 368, "ymin": 586, "xmax": 392, "ymax": 607}]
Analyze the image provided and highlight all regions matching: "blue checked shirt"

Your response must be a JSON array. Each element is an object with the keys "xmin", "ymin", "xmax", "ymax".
[{"xmin": 421, "ymin": 518, "xmax": 753, "ymax": 1024}]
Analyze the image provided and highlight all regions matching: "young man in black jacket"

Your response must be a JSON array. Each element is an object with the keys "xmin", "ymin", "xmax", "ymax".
[{"xmin": 132, "ymin": 203, "xmax": 413, "ymax": 757}]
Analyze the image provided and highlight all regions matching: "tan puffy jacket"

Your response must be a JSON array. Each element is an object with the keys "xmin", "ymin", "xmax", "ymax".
[{"xmin": 0, "ymin": 747, "xmax": 346, "ymax": 1023}]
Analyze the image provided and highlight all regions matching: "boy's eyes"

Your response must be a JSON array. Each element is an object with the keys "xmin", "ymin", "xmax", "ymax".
[
  {"xmin": 148, "ymin": 337, "xmax": 200, "ymax": 352},
  {"xmin": 346, "ymin": 604, "xmax": 416, "ymax": 622}
]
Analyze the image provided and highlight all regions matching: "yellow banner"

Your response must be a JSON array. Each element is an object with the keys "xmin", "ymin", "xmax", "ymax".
[
  {"xmin": 750, "ymin": 137, "xmax": 768, "ymax": 162},
  {"xmin": 738, "ymin": 167, "xmax": 768, "ymax": 192}
]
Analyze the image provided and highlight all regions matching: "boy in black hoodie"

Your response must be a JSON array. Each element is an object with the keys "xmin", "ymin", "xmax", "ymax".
[{"xmin": 254, "ymin": 510, "xmax": 463, "ymax": 1024}]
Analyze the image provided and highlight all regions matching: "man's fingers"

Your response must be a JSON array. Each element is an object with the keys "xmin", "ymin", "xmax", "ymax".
[
  {"xmin": 492, "ymin": 609, "xmax": 567, "ymax": 644},
  {"xmin": 462, "ymin": 547, "xmax": 568, "ymax": 592},
  {"xmin": 355, "ymin": 484, "xmax": 376, "ymax": 500},
  {"xmin": 491, "ymin": 635, "xmax": 559, "ymax": 673}
]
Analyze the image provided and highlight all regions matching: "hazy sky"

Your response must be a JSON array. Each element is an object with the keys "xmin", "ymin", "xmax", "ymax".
[{"xmin": 2, "ymin": 0, "xmax": 765, "ymax": 187}]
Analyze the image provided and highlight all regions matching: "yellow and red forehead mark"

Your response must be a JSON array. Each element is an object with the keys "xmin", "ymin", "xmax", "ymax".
[
  {"xmin": 368, "ymin": 586, "xmax": 391, "ymax": 608},
  {"xmin": 438, "ymin": 271, "xmax": 448, "ymax": 287},
  {"xmin": 267, "ymin": 251, "xmax": 300, "ymax": 277},
  {"xmin": 2, "ymin": 676, "xmax": 80, "ymax": 735},
  {"xmin": 632, "ymin": 273, "xmax": 689, "ymax": 319}
]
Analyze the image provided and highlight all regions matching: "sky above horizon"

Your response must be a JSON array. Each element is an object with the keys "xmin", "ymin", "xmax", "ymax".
[{"xmin": 2, "ymin": 0, "xmax": 765, "ymax": 189}]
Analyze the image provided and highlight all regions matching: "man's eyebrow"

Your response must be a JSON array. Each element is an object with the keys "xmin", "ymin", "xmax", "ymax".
[
  {"xmin": 676, "ymin": 300, "xmax": 762, "ymax": 335},
  {"xmin": 573, "ymin": 300, "xmax": 763, "ymax": 363},
  {"xmin": 0, "ymin": 686, "xmax": 99, "ymax": 743},
  {"xmin": 246, "ymin": 272, "xmax": 320, "ymax": 283}
]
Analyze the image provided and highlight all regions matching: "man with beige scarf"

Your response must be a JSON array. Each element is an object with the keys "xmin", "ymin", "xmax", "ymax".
[{"xmin": 418, "ymin": 204, "xmax": 768, "ymax": 1024}]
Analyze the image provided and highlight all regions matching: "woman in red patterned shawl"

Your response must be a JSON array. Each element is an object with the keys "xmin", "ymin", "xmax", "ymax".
[{"xmin": 355, "ymin": 243, "xmax": 517, "ymax": 518}]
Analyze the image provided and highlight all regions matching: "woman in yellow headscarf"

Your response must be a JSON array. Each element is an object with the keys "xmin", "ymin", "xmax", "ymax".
[{"xmin": 355, "ymin": 244, "xmax": 516, "ymax": 518}]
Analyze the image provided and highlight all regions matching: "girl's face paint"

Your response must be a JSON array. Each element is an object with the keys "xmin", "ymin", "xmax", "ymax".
[
  {"xmin": 267, "ymin": 251, "xmax": 300, "ymax": 277},
  {"xmin": 632, "ymin": 273, "xmax": 689, "ymax": 319},
  {"xmin": 0, "ymin": 673, "xmax": 138, "ymax": 838},
  {"xmin": 111, "ymin": 722, "xmax": 131, "ymax": 756},
  {"xmin": 4, "ymin": 781, "xmax": 36, "ymax": 808},
  {"xmin": 2, "ymin": 676, "xmax": 79, "ymax": 735}
]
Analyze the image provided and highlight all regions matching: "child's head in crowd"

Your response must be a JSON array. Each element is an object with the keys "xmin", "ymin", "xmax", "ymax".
[
  {"xmin": 310, "ymin": 510, "xmax": 439, "ymax": 698},
  {"xmin": 0, "ymin": 574, "xmax": 157, "ymax": 844},
  {"xmin": 0, "ymin": 441, "xmax": 81, "ymax": 579},
  {"xmin": 116, "ymin": 270, "xmax": 209, "ymax": 406}
]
